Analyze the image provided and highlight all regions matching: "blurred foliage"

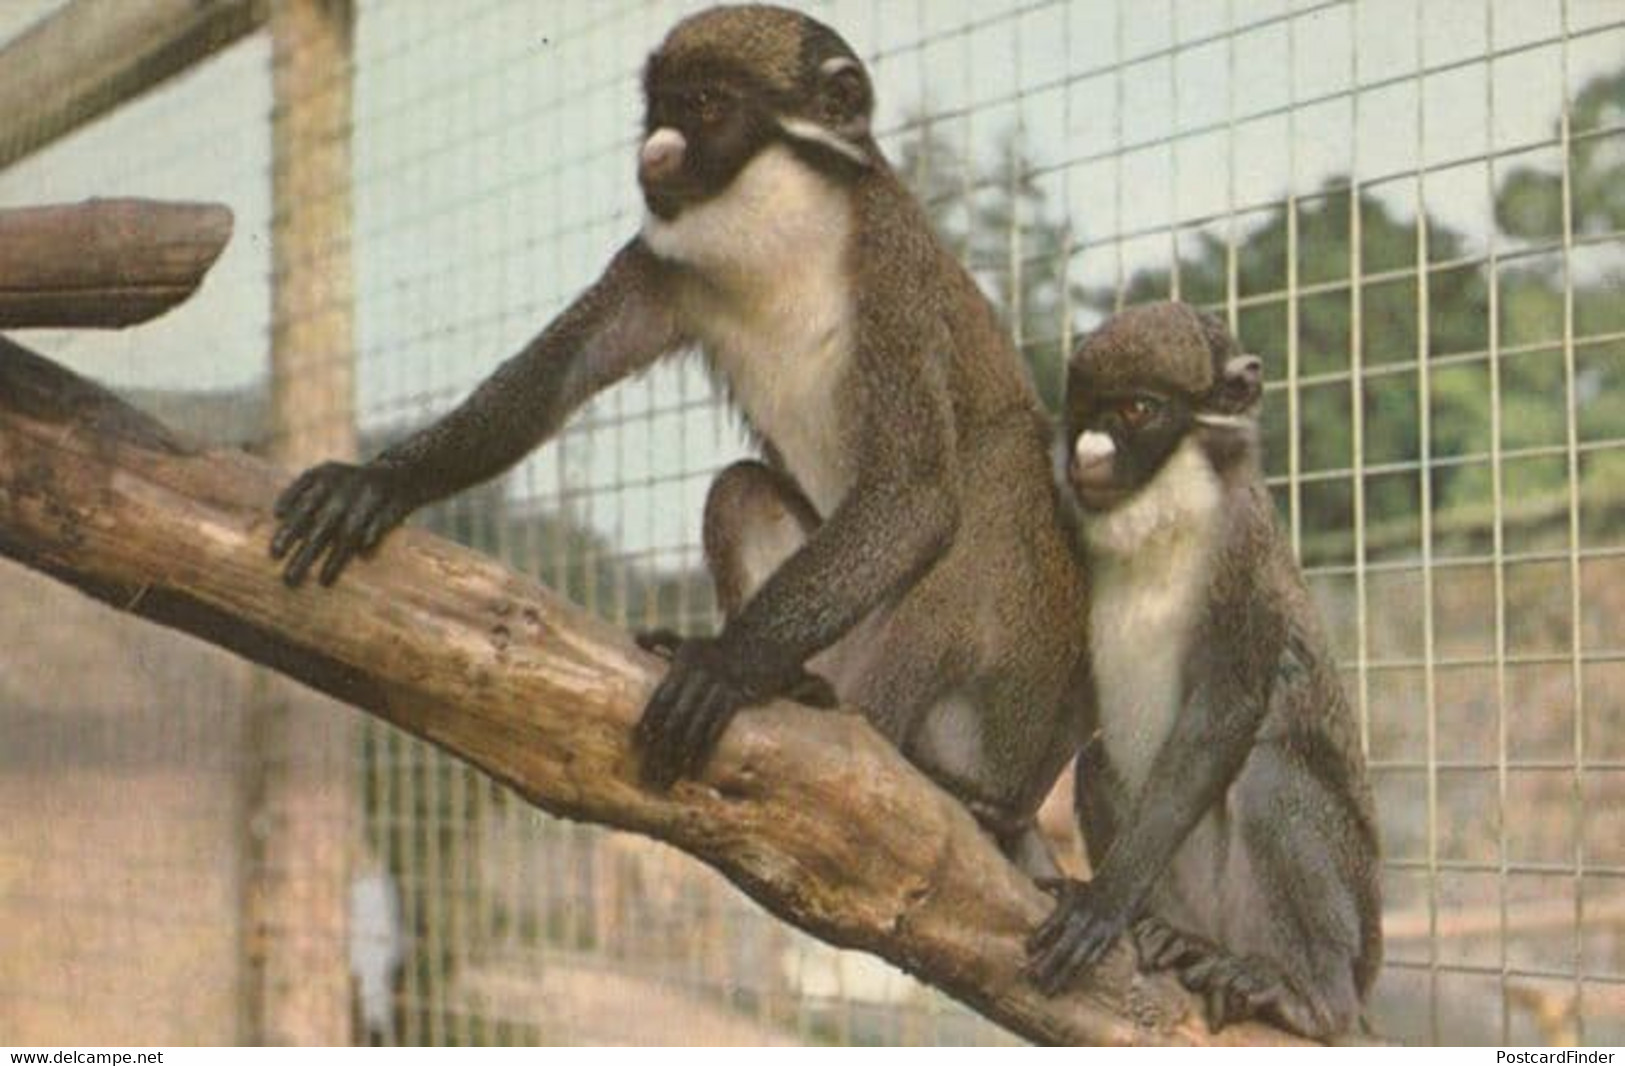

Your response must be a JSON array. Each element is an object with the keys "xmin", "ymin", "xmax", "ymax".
[
  {"xmin": 1497, "ymin": 69, "xmax": 1625, "ymax": 241},
  {"xmin": 898, "ymin": 117, "xmax": 1082, "ymax": 412}
]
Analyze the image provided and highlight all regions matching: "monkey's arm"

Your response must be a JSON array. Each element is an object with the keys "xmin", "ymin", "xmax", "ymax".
[
  {"xmin": 635, "ymin": 349, "xmax": 961, "ymax": 787},
  {"xmin": 272, "ymin": 239, "xmax": 682, "ymax": 586},
  {"xmin": 1029, "ymin": 571, "xmax": 1285, "ymax": 993}
]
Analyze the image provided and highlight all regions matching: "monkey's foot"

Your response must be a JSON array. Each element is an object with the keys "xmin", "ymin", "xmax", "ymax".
[
  {"xmin": 1175, "ymin": 950, "xmax": 1287, "ymax": 1033},
  {"xmin": 635, "ymin": 629, "xmax": 837, "ymax": 708},
  {"xmin": 1130, "ymin": 916, "xmax": 1217, "ymax": 975}
]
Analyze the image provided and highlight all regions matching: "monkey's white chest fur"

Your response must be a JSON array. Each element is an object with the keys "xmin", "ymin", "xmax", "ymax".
[
  {"xmin": 643, "ymin": 145, "xmax": 856, "ymax": 516},
  {"xmin": 1084, "ymin": 440, "xmax": 1222, "ymax": 798}
]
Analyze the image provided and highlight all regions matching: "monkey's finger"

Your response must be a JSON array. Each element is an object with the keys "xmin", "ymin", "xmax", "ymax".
[
  {"xmin": 318, "ymin": 494, "xmax": 386, "ymax": 585},
  {"xmin": 1132, "ymin": 919, "xmax": 1176, "ymax": 972},
  {"xmin": 318, "ymin": 533, "xmax": 364, "ymax": 587},
  {"xmin": 1144, "ymin": 922, "xmax": 1210, "ymax": 973},
  {"xmin": 637, "ymin": 670, "xmax": 708, "ymax": 787},
  {"xmin": 1177, "ymin": 953, "xmax": 1222, "ymax": 993},
  {"xmin": 283, "ymin": 527, "xmax": 334, "ymax": 587},
  {"xmin": 1031, "ymin": 935, "xmax": 1089, "ymax": 995},
  {"xmin": 633, "ymin": 677, "xmax": 671, "ymax": 748},
  {"xmin": 269, "ymin": 480, "xmax": 332, "ymax": 560},
  {"xmin": 1027, "ymin": 908, "xmax": 1066, "ymax": 955},
  {"xmin": 634, "ymin": 629, "xmax": 685, "ymax": 658},
  {"xmin": 1027, "ymin": 900, "xmax": 1075, "ymax": 955},
  {"xmin": 274, "ymin": 467, "xmax": 326, "ymax": 520},
  {"xmin": 359, "ymin": 499, "xmax": 409, "ymax": 553},
  {"xmin": 668, "ymin": 684, "xmax": 727, "ymax": 780},
  {"xmin": 1027, "ymin": 884, "xmax": 1083, "ymax": 951},
  {"xmin": 336, "ymin": 483, "xmax": 383, "ymax": 543},
  {"xmin": 281, "ymin": 495, "xmax": 350, "ymax": 587},
  {"xmin": 1209, "ymin": 978, "xmax": 1248, "ymax": 1032},
  {"xmin": 1029, "ymin": 914, "xmax": 1099, "ymax": 993},
  {"xmin": 664, "ymin": 679, "xmax": 714, "ymax": 778},
  {"xmin": 1221, "ymin": 984, "xmax": 1249, "ymax": 1031},
  {"xmin": 1202, "ymin": 984, "xmax": 1230, "ymax": 1033},
  {"xmin": 685, "ymin": 686, "xmax": 743, "ymax": 778},
  {"xmin": 635, "ymin": 667, "xmax": 689, "ymax": 747}
]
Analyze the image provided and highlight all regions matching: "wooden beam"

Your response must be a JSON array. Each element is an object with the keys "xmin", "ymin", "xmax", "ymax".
[
  {"xmin": 0, "ymin": 0, "xmax": 265, "ymax": 172},
  {"xmin": 0, "ymin": 336, "xmax": 1315, "ymax": 1047},
  {"xmin": 0, "ymin": 199, "xmax": 233, "ymax": 329}
]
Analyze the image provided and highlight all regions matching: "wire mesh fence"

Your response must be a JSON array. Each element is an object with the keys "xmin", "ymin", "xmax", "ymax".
[{"xmin": 0, "ymin": 0, "xmax": 1622, "ymax": 1046}]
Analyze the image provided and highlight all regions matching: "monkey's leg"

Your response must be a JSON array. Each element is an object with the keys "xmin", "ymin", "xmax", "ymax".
[
  {"xmin": 684, "ymin": 460, "xmax": 837, "ymax": 707},
  {"xmin": 965, "ymin": 803, "xmax": 1061, "ymax": 881},
  {"xmin": 1072, "ymin": 736, "xmax": 1119, "ymax": 873},
  {"xmin": 701, "ymin": 460, "xmax": 821, "ymax": 615},
  {"xmin": 1193, "ymin": 745, "xmax": 1366, "ymax": 1039},
  {"xmin": 635, "ymin": 461, "xmax": 842, "ymax": 785}
]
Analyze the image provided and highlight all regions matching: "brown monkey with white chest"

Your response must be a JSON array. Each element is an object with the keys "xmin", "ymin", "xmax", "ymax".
[
  {"xmin": 269, "ymin": 5, "xmax": 1091, "ymax": 877},
  {"xmin": 1027, "ymin": 302, "xmax": 1381, "ymax": 1038}
]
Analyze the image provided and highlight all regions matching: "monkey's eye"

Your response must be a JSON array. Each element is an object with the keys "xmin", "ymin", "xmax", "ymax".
[
  {"xmin": 688, "ymin": 88, "xmax": 725, "ymax": 124},
  {"xmin": 1116, "ymin": 397, "xmax": 1162, "ymax": 429}
]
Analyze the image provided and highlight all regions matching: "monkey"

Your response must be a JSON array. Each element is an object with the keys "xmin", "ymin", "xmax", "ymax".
[
  {"xmin": 1024, "ymin": 302, "xmax": 1381, "ymax": 1039},
  {"xmin": 268, "ymin": 4, "xmax": 1091, "ymax": 877}
]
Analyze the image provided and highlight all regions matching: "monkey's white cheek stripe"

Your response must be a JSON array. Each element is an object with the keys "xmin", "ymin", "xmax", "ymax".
[
  {"xmin": 1074, "ymin": 431, "xmax": 1116, "ymax": 465},
  {"xmin": 1194, "ymin": 412, "xmax": 1251, "ymax": 430},
  {"xmin": 776, "ymin": 116, "xmax": 867, "ymax": 166},
  {"xmin": 640, "ymin": 127, "xmax": 686, "ymax": 167}
]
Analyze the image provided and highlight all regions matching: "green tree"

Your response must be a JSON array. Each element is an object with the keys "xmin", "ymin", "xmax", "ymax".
[
  {"xmin": 966, "ymin": 131, "xmax": 1083, "ymax": 411},
  {"xmin": 1077, "ymin": 183, "xmax": 1492, "ymax": 558},
  {"xmin": 1494, "ymin": 68, "xmax": 1625, "ymax": 526},
  {"xmin": 894, "ymin": 113, "xmax": 972, "ymax": 260},
  {"xmin": 1496, "ymin": 69, "xmax": 1625, "ymax": 241},
  {"xmin": 893, "ymin": 119, "xmax": 1081, "ymax": 412}
]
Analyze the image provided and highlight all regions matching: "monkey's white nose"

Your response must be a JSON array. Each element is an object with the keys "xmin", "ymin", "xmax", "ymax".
[
  {"xmin": 1073, "ymin": 431, "xmax": 1116, "ymax": 468},
  {"xmin": 639, "ymin": 128, "xmax": 687, "ymax": 185}
]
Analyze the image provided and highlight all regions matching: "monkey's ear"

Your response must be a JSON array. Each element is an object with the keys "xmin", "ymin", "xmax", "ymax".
[
  {"xmin": 1218, "ymin": 354, "xmax": 1263, "ymax": 408},
  {"xmin": 818, "ymin": 57, "xmax": 872, "ymax": 135}
]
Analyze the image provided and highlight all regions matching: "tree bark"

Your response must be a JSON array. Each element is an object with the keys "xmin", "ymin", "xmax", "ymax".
[
  {"xmin": 0, "ymin": 335, "xmax": 1312, "ymax": 1047},
  {"xmin": 0, "ymin": 200, "xmax": 233, "ymax": 329}
]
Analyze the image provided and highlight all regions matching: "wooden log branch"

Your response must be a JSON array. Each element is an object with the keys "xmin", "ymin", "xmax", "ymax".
[
  {"xmin": 0, "ymin": 200, "xmax": 234, "ymax": 329},
  {"xmin": 0, "ymin": 335, "xmax": 1311, "ymax": 1047}
]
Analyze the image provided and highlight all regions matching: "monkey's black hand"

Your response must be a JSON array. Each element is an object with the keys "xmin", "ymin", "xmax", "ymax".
[
  {"xmin": 634, "ymin": 636, "xmax": 819, "ymax": 789},
  {"xmin": 270, "ymin": 461, "xmax": 416, "ymax": 588},
  {"xmin": 1024, "ymin": 877, "xmax": 1135, "ymax": 995},
  {"xmin": 636, "ymin": 630, "xmax": 839, "ymax": 708}
]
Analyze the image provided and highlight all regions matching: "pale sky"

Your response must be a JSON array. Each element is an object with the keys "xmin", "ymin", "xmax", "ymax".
[{"xmin": 2, "ymin": 0, "xmax": 1621, "ymax": 558}]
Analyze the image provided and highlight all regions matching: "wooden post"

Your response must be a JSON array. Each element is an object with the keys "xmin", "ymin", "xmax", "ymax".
[
  {"xmin": 249, "ymin": 0, "xmax": 358, "ymax": 1045},
  {"xmin": 0, "ymin": 0, "xmax": 265, "ymax": 171}
]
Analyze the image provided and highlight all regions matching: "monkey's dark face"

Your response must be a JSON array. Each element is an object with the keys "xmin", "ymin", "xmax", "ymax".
[
  {"xmin": 637, "ymin": 8, "xmax": 875, "ymax": 222},
  {"xmin": 1063, "ymin": 305, "xmax": 1264, "ymax": 512},
  {"xmin": 1064, "ymin": 370, "xmax": 1194, "ymax": 511},
  {"xmin": 639, "ymin": 67, "xmax": 778, "ymax": 220}
]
